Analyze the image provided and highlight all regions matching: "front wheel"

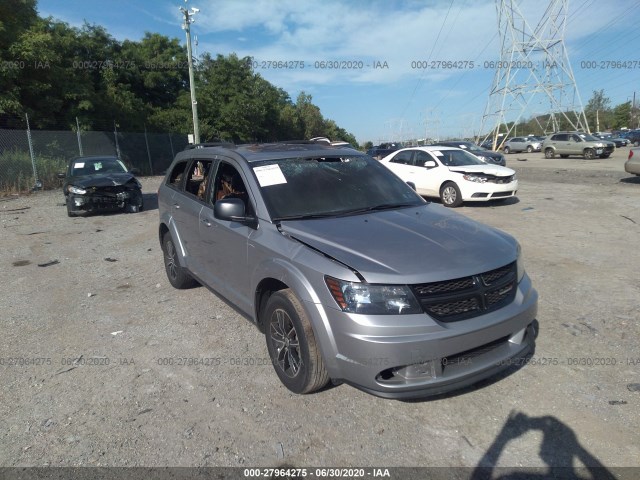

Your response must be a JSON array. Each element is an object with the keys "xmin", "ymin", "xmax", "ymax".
[
  {"xmin": 162, "ymin": 232, "xmax": 196, "ymax": 289},
  {"xmin": 440, "ymin": 182, "xmax": 463, "ymax": 208},
  {"xmin": 264, "ymin": 289, "xmax": 330, "ymax": 394},
  {"xmin": 544, "ymin": 148, "xmax": 555, "ymax": 159},
  {"xmin": 583, "ymin": 148, "xmax": 595, "ymax": 159},
  {"xmin": 526, "ymin": 145, "xmax": 533, "ymax": 153},
  {"xmin": 504, "ymin": 146, "xmax": 511, "ymax": 154}
]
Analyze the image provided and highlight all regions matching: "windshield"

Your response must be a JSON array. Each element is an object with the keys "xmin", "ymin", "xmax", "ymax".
[
  {"xmin": 435, "ymin": 149, "xmax": 486, "ymax": 167},
  {"xmin": 579, "ymin": 134, "xmax": 603, "ymax": 142},
  {"xmin": 252, "ymin": 155, "xmax": 425, "ymax": 221},
  {"xmin": 71, "ymin": 158, "xmax": 128, "ymax": 176}
]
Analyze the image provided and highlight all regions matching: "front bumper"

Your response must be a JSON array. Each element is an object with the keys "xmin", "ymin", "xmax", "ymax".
[
  {"xmin": 67, "ymin": 189, "xmax": 141, "ymax": 213},
  {"xmin": 460, "ymin": 180, "xmax": 519, "ymax": 202},
  {"xmin": 310, "ymin": 274, "xmax": 538, "ymax": 399}
]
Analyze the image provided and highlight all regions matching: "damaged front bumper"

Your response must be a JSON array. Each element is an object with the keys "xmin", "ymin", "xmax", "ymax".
[{"xmin": 67, "ymin": 188, "xmax": 142, "ymax": 214}]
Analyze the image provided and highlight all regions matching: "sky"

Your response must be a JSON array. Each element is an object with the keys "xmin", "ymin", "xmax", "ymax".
[{"xmin": 37, "ymin": 0, "xmax": 640, "ymax": 144}]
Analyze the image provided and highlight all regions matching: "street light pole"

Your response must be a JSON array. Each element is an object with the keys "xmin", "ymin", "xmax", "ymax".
[{"xmin": 180, "ymin": 1, "xmax": 200, "ymax": 144}]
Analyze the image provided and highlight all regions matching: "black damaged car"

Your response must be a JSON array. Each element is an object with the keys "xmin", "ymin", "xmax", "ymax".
[{"xmin": 57, "ymin": 155, "xmax": 143, "ymax": 217}]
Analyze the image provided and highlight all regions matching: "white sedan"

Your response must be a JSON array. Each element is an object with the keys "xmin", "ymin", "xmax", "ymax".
[{"xmin": 379, "ymin": 146, "xmax": 518, "ymax": 207}]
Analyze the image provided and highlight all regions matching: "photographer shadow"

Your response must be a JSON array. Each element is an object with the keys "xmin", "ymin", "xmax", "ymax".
[{"xmin": 471, "ymin": 411, "xmax": 617, "ymax": 480}]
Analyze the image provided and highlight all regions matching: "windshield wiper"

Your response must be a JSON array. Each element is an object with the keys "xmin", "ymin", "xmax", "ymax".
[
  {"xmin": 275, "ymin": 212, "xmax": 340, "ymax": 221},
  {"xmin": 335, "ymin": 203, "xmax": 418, "ymax": 216}
]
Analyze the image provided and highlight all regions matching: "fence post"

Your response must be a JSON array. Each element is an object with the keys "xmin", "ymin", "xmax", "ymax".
[
  {"xmin": 76, "ymin": 117, "xmax": 84, "ymax": 156},
  {"xmin": 114, "ymin": 121, "xmax": 121, "ymax": 160},
  {"xmin": 25, "ymin": 113, "xmax": 41, "ymax": 190},
  {"xmin": 144, "ymin": 124, "xmax": 154, "ymax": 175}
]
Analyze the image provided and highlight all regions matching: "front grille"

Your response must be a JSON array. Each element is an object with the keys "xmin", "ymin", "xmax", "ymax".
[
  {"xmin": 490, "ymin": 175, "xmax": 514, "ymax": 184},
  {"xmin": 491, "ymin": 191, "xmax": 513, "ymax": 198},
  {"xmin": 412, "ymin": 262, "xmax": 517, "ymax": 322}
]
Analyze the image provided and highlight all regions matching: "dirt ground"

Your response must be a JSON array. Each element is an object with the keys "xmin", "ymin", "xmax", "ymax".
[{"xmin": 0, "ymin": 147, "xmax": 639, "ymax": 476}]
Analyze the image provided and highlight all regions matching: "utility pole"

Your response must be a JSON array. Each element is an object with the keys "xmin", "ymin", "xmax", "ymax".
[{"xmin": 180, "ymin": 1, "xmax": 200, "ymax": 144}]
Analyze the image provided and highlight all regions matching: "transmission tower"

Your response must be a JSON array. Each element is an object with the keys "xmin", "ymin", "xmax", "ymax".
[{"xmin": 478, "ymin": 0, "xmax": 589, "ymax": 149}]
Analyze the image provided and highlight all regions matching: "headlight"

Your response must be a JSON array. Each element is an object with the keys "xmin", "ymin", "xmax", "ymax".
[
  {"xmin": 68, "ymin": 185, "xmax": 87, "ymax": 195},
  {"xmin": 516, "ymin": 243, "xmax": 525, "ymax": 282},
  {"xmin": 463, "ymin": 174, "xmax": 488, "ymax": 183},
  {"xmin": 325, "ymin": 277, "xmax": 422, "ymax": 315}
]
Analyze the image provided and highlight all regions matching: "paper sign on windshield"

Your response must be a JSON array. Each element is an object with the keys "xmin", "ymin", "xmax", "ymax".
[{"xmin": 253, "ymin": 164, "xmax": 287, "ymax": 187}]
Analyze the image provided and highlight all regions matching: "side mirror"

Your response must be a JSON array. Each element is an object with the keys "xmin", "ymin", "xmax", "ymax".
[
  {"xmin": 214, "ymin": 198, "xmax": 258, "ymax": 229},
  {"xmin": 423, "ymin": 160, "xmax": 437, "ymax": 168},
  {"xmin": 57, "ymin": 172, "xmax": 66, "ymax": 179}
]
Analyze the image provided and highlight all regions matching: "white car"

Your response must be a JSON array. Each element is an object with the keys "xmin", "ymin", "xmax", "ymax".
[{"xmin": 380, "ymin": 146, "xmax": 518, "ymax": 207}]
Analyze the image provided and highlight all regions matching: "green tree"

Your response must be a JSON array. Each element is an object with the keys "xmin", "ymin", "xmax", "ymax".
[
  {"xmin": 611, "ymin": 101, "xmax": 631, "ymax": 130},
  {"xmin": 584, "ymin": 89, "xmax": 612, "ymax": 131}
]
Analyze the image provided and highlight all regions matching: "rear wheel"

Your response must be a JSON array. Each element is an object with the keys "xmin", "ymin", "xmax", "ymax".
[
  {"xmin": 583, "ymin": 148, "xmax": 595, "ymax": 159},
  {"xmin": 264, "ymin": 289, "xmax": 330, "ymax": 394},
  {"xmin": 544, "ymin": 148, "xmax": 555, "ymax": 159},
  {"xmin": 162, "ymin": 232, "xmax": 196, "ymax": 289},
  {"xmin": 440, "ymin": 182, "xmax": 463, "ymax": 208}
]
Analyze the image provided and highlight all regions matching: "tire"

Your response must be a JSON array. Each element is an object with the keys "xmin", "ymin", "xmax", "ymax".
[
  {"xmin": 504, "ymin": 146, "xmax": 511, "ymax": 154},
  {"xmin": 264, "ymin": 289, "xmax": 330, "ymax": 394},
  {"xmin": 162, "ymin": 232, "xmax": 196, "ymax": 289},
  {"xmin": 66, "ymin": 200, "xmax": 77, "ymax": 217},
  {"xmin": 124, "ymin": 191, "xmax": 144, "ymax": 213},
  {"xmin": 583, "ymin": 148, "xmax": 595, "ymax": 160},
  {"xmin": 440, "ymin": 182, "xmax": 463, "ymax": 208},
  {"xmin": 526, "ymin": 145, "xmax": 533, "ymax": 153},
  {"xmin": 544, "ymin": 148, "xmax": 555, "ymax": 159},
  {"xmin": 560, "ymin": 154, "xmax": 569, "ymax": 158}
]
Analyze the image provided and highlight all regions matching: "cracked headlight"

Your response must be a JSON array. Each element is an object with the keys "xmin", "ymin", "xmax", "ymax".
[
  {"xmin": 325, "ymin": 277, "xmax": 422, "ymax": 315},
  {"xmin": 463, "ymin": 174, "xmax": 488, "ymax": 183},
  {"xmin": 68, "ymin": 185, "xmax": 87, "ymax": 195}
]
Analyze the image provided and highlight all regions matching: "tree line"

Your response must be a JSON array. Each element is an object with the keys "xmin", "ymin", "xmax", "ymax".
[{"xmin": 0, "ymin": 0, "xmax": 358, "ymax": 146}]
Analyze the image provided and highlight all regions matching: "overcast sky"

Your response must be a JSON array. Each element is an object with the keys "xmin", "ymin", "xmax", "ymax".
[{"xmin": 38, "ymin": 0, "xmax": 640, "ymax": 143}]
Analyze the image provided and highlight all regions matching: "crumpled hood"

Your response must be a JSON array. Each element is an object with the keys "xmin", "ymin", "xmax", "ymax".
[
  {"xmin": 448, "ymin": 164, "xmax": 514, "ymax": 176},
  {"xmin": 280, "ymin": 205, "xmax": 518, "ymax": 284},
  {"xmin": 71, "ymin": 173, "xmax": 139, "ymax": 188}
]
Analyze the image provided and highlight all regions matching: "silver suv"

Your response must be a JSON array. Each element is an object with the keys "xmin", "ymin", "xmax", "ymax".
[
  {"xmin": 542, "ymin": 132, "xmax": 615, "ymax": 159},
  {"xmin": 502, "ymin": 137, "xmax": 541, "ymax": 154},
  {"xmin": 158, "ymin": 142, "xmax": 538, "ymax": 399}
]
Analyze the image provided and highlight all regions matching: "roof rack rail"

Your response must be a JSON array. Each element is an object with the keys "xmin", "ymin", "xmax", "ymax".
[{"xmin": 184, "ymin": 141, "xmax": 235, "ymax": 150}]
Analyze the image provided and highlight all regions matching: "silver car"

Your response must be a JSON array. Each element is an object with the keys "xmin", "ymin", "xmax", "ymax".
[
  {"xmin": 625, "ymin": 148, "xmax": 640, "ymax": 175},
  {"xmin": 502, "ymin": 137, "xmax": 541, "ymax": 154},
  {"xmin": 158, "ymin": 142, "xmax": 538, "ymax": 399}
]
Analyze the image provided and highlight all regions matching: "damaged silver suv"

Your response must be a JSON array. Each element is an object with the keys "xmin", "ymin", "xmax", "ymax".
[{"xmin": 158, "ymin": 141, "xmax": 538, "ymax": 399}]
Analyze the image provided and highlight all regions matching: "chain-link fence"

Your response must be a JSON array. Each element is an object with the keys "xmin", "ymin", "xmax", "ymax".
[{"xmin": 0, "ymin": 115, "xmax": 189, "ymax": 194}]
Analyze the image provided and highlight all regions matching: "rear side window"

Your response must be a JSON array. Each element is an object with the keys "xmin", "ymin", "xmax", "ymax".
[
  {"xmin": 168, "ymin": 161, "xmax": 188, "ymax": 188},
  {"xmin": 390, "ymin": 150, "xmax": 413, "ymax": 165},
  {"xmin": 551, "ymin": 134, "xmax": 568, "ymax": 141}
]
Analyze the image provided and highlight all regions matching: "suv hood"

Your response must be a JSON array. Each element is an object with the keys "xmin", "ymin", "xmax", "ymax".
[
  {"xmin": 280, "ymin": 205, "xmax": 517, "ymax": 284},
  {"xmin": 448, "ymin": 164, "xmax": 514, "ymax": 176},
  {"xmin": 70, "ymin": 173, "xmax": 139, "ymax": 188}
]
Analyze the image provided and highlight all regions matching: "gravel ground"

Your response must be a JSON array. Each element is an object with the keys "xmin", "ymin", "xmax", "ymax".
[{"xmin": 0, "ymin": 148, "xmax": 638, "ymax": 475}]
